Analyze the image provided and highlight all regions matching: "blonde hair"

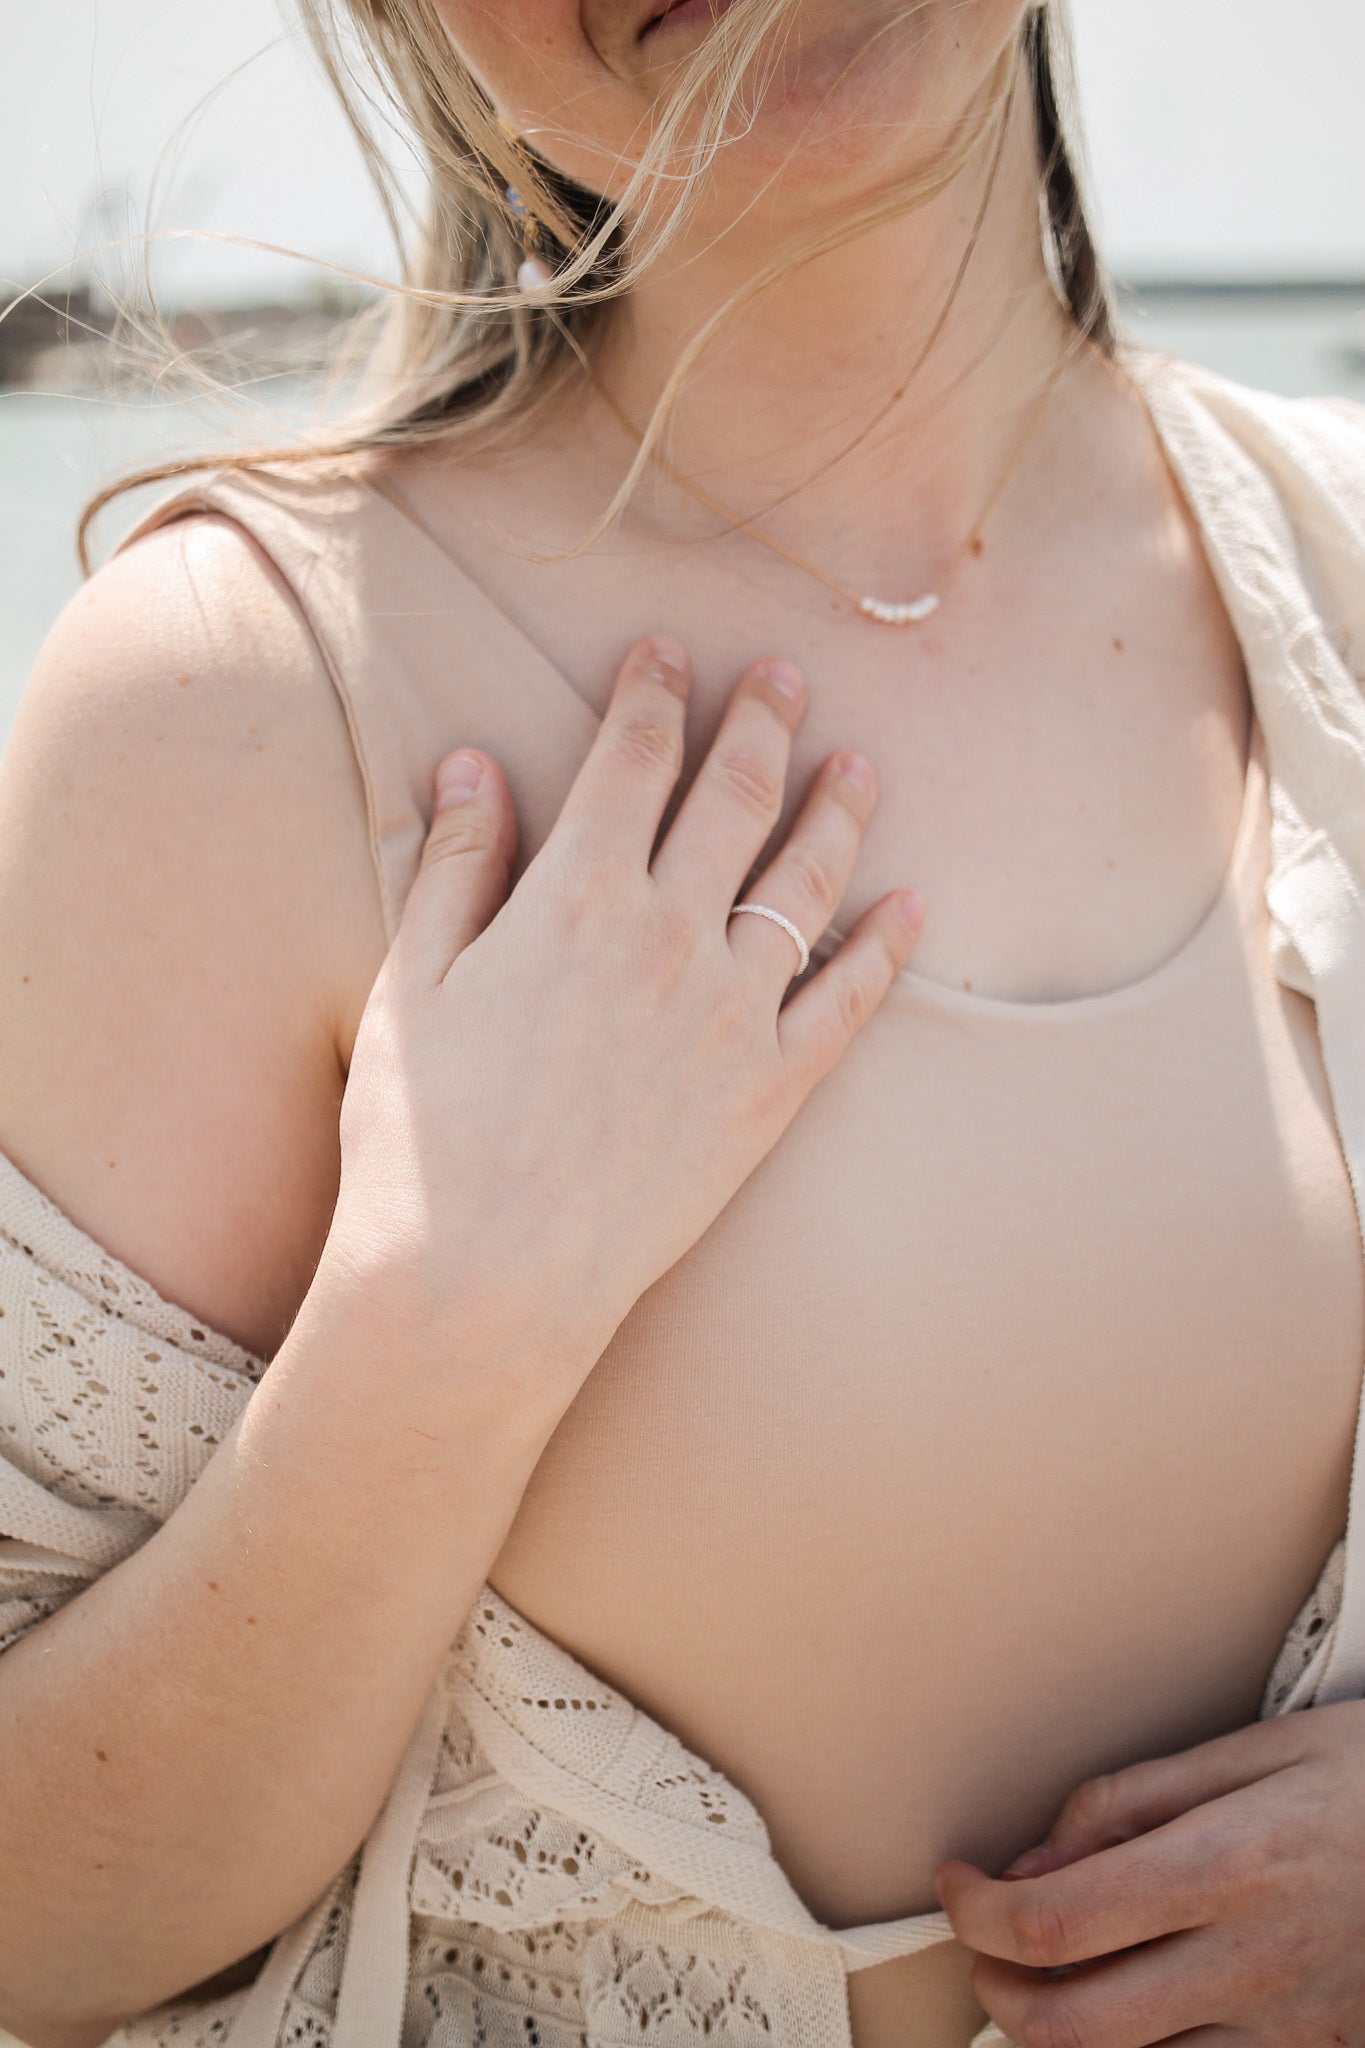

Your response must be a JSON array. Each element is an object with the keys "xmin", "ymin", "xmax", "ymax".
[{"xmin": 74, "ymin": 0, "xmax": 1117, "ymax": 575}]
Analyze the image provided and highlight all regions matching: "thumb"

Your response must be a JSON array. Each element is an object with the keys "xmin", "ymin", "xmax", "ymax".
[{"xmin": 399, "ymin": 749, "xmax": 517, "ymax": 980}]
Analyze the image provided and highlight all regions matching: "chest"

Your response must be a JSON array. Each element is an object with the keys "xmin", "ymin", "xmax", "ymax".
[
  {"xmin": 380, "ymin": 437, "xmax": 1255, "ymax": 1007},
  {"xmin": 490, "ymin": 789, "xmax": 1365, "ymax": 1920}
]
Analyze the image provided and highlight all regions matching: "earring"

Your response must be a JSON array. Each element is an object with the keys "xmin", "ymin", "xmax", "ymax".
[
  {"xmin": 496, "ymin": 116, "xmax": 554, "ymax": 293},
  {"xmin": 505, "ymin": 181, "xmax": 554, "ymax": 294}
]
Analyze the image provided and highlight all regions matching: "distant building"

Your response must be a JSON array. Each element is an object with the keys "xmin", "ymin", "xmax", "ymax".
[
  {"xmin": 0, "ymin": 277, "xmax": 362, "ymax": 392},
  {"xmin": 0, "ymin": 282, "xmax": 114, "ymax": 385}
]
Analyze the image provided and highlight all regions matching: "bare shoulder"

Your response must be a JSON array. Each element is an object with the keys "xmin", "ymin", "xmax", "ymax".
[{"xmin": 0, "ymin": 509, "xmax": 389, "ymax": 1357}]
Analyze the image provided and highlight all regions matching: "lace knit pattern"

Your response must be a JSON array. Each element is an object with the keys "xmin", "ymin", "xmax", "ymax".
[
  {"xmin": 0, "ymin": 1160, "xmax": 263, "ymax": 1661},
  {"xmin": 1260, "ymin": 1538, "xmax": 1344, "ymax": 1716},
  {"xmin": 115, "ymin": 1638, "xmax": 836, "ymax": 2048}
]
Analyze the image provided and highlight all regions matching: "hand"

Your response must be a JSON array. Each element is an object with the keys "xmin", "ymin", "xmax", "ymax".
[
  {"xmin": 322, "ymin": 634, "xmax": 923, "ymax": 1393},
  {"xmin": 935, "ymin": 1699, "xmax": 1365, "ymax": 2047}
]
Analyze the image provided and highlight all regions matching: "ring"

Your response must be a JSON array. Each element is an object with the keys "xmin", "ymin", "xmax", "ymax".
[{"xmin": 727, "ymin": 901, "xmax": 810, "ymax": 977}]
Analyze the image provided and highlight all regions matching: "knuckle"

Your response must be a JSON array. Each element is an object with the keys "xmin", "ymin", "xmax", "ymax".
[
  {"xmin": 1219, "ymin": 1825, "xmax": 1273, "ymax": 1908},
  {"xmin": 1011, "ymin": 1891, "xmax": 1075, "ymax": 1971},
  {"xmin": 713, "ymin": 746, "xmax": 783, "ymax": 817},
  {"xmin": 784, "ymin": 840, "xmax": 837, "ymax": 913},
  {"xmin": 553, "ymin": 864, "xmax": 601, "ymax": 927},
  {"xmin": 825, "ymin": 757, "xmax": 874, "ymax": 819},
  {"xmin": 552, "ymin": 820, "xmax": 615, "ymax": 896},
  {"xmin": 835, "ymin": 970, "xmax": 873, "ymax": 1039},
  {"xmin": 1062, "ymin": 1772, "xmax": 1118, "ymax": 1837},
  {"xmin": 540, "ymin": 839, "xmax": 625, "ymax": 934},
  {"xmin": 1015, "ymin": 2000, "xmax": 1087, "ymax": 2048},
  {"xmin": 642, "ymin": 897, "xmax": 700, "ymax": 982},
  {"xmin": 424, "ymin": 813, "xmax": 499, "ymax": 864},
  {"xmin": 612, "ymin": 710, "xmax": 683, "ymax": 778}
]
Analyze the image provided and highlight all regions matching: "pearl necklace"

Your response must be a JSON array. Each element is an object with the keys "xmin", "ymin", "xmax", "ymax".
[
  {"xmin": 589, "ymin": 348, "xmax": 1070, "ymax": 628},
  {"xmin": 507, "ymin": 31, "xmax": 1056, "ymax": 624}
]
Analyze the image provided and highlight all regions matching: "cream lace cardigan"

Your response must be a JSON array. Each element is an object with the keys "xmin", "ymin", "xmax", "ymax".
[{"xmin": 3, "ymin": 349, "xmax": 1365, "ymax": 2048}]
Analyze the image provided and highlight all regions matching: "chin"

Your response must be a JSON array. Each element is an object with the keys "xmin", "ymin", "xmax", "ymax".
[{"xmin": 668, "ymin": 1, "xmax": 1023, "ymax": 218}]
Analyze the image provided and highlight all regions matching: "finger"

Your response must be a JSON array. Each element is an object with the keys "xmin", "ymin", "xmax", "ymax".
[
  {"xmin": 398, "ymin": 750, "xmax": 517, "ymax": 984},
  {"xmin": 776, "ymin": 890, "xmax": 923, "ymax": 1085},
  {"xmin": 725, "ymin": 749, "xmax": 877, "ymax": 985},
  {"xmin": 1006, "ymin": 1721, "xmax": 1307, "ymax": 1877},
  {"xmin": 972, "ymin": 1930, "xmax": 1230, "ymax": 2048},
  {"xmin": 650, "ymin": 658, "xmax": 804, "ymax": 900},
  {"xmin": 1153, "ymin": 2033, "xmax": 1252, "ymax": 2046},
  {"xmin": 936, "ymin": 1810, "xmax": 1245, "ymax": 1970},
  {"xmin": 552, "ymin": 636, "xmax": 691, "ymax": 861}
]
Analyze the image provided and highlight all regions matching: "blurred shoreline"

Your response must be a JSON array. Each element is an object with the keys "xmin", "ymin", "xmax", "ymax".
[
  {"xmin": 5, "ymin": 277, "xmax": 1365, "ymax": 395},
  {"xmin": 0, "ymin": 279, "xmax": 365, "ymax": 396}
]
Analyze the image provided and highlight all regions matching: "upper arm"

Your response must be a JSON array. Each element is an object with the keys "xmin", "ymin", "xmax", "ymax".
[{"xmin": 0, "ymin": 512, "xmax": 389, "ymax": 1359}]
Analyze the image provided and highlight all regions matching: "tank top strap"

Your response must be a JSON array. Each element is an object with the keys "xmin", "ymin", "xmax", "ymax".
[{"xmin": 109, "ymin": 460, "xmax": 601, "ymax": 945}]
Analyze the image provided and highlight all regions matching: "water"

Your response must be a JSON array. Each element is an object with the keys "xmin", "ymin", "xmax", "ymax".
[
  {"xmin": 0, "ymin": 373, "xmax": 328, "ymax": 736},
  {"xmin": 1120, "ymin": 289, "xmax": 1365, "ymax": 398},
  {"xmin": 3, "ymin": 296, "xmax": 1365, "ymax": 739}
]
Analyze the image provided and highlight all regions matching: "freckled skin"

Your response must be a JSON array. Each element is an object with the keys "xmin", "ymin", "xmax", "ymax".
[{"xmin": 429, "ymin": 0, "xmax": 1026, "ymax": 231}]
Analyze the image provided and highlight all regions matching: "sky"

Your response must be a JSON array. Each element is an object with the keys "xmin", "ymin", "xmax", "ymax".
[{"xmin": 3, "ymin": 1, "xmax": 1364, "ymax": 308}]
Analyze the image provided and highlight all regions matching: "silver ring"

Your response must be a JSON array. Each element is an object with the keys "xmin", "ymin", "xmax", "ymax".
[{"xmin": 727, "ymin": 901, "xmax": 810, "ymax": 977}]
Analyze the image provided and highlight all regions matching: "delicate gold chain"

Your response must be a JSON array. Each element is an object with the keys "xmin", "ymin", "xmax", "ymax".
[
  {"xmin": 587, "ymin": 347, "xmax": 1071, "ymax": 626},
  {"xmin": 510, "ymin": 28, "xmax": 1062, "ymax": 623}
]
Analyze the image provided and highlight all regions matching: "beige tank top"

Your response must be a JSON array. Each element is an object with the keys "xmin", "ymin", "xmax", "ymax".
[{"xmin": 126, "ymin": 460, "xmax": 1365, "ymax": 1949}]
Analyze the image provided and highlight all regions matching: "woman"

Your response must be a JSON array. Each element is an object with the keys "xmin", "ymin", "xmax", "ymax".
[{"xmin": 2, "ymin": 2, "xmax": 1365, "ymax": 2044}]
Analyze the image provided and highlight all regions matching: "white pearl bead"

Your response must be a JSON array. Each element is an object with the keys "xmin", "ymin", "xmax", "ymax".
[
  {"xmin": 517, "ymin": 256, "xmax": 553, "ymax": 293},
  {"xmin": 858, "ymin": 592, "xmax": 941, "ymax": 625}
]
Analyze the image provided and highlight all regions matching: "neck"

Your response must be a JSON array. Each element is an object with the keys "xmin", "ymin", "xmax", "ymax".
[{"xmin": 581, "ymin": 63, "xmax": 1107, "ymax": 602}]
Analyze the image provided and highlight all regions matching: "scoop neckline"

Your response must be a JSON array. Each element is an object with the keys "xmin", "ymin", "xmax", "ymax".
[
  {"xmin": 817, "ymin": 709, "xmax": 1265, "ymax": 1022},
  {"xmin": 355, "ymin": 345, "xmax": 1267, "ymax": 1023}
]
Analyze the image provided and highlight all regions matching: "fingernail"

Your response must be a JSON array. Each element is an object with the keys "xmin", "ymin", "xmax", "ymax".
[
  {"xmin": 640, "ymin": 636, "xmax": 688, "ymax": 697},
  {"xmin": 840, "ymin": 752, "xmax": 873, "ymax": 792},
  {"xmin": 436, "ymin": 751, "xmax": 483, "ymax": 807},
  {"xmin": 895, "ymin": 889, "xmax": 925, "ymax": 931},
  {"xmin": 646, "ymin": 634, "xmax": 688, "ymax": 676},
  {"xmin": 763, "ymin": 660, "xmax": 804, "ymax": 704}
]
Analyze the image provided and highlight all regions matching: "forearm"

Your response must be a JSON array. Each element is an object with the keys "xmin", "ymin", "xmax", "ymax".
[{"xmin": 0, "ymin": 1266, "xmax": 570, "ymax": 2045}]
